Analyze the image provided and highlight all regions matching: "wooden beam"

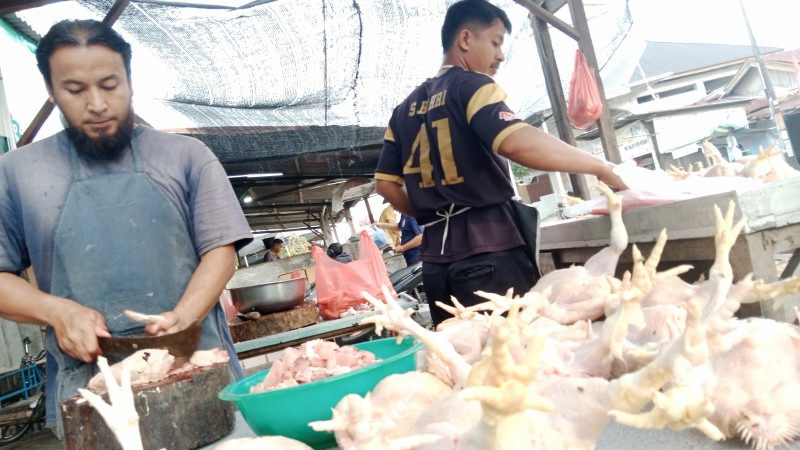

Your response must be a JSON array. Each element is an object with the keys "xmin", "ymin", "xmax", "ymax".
[
  {"xmin": 514, "ymin": 0, "xmax": 580, "ymax": 41},
  {"xmin": 242, "ymin": 201, "xmax": 330, "ymax": 212},
  {"xmin": 15, "ymin": 0, "xmax": 131, "ymax": 148},
  {"xmin": 363, "ymin": 196, "xmax": 375, "ymax": 224},
  {"xmin": 532, "ymin": 17, "xmax": 574, "ymax": 147},
  {"xmin": 320, "ymin": 206, "xmax": 332, "ymax": 246},
  {"xmin": 567, "ymin": 0, "xmax": 622, "ymax": 164},
  {"xmin": 16, "ymin": 99, "xmax": 54, "ymax": 147},
  {"xmin": 531, "ymin": 15, "xmax": 590, "ymax": 199},
  {"xmin": 251, "ymin": 179, "xmax": 332, "ymax": 203},
  {"xmin": 102, "ymin": 0, "xmax": 131, "ymax": 24},
  {"xmin": 0, "ymin": 0, "xmax": 65, "ymax": 15}
]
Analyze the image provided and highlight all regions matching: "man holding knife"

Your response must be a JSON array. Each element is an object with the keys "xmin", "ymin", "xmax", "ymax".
[{"xmin": 0, "ymin": 19, "xmax": 252, "ymax": 436}]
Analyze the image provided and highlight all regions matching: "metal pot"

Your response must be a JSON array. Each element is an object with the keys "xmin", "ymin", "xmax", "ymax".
[{"xmin": 229, "ymin": 278, "xmax": 307, "ymax": 315}]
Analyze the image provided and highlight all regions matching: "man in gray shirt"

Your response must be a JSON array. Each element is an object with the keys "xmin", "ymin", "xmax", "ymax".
[{"xmin": 0, "ymin": 19, "xmax": 252, "ymax": 435}]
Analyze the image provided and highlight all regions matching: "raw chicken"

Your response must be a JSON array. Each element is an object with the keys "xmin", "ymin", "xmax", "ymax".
[
  {"xmin": 702, "ymin": 140, "xmax": 745, "ymax": 178},
  {"xmin": 78, "ymin": 357, "xmax": 143, "ymax": 450},
  {"xmin": 532, "ymin": 181, "xmax": 628, "ymax": 324},
  {"xmin": 740, "ymin": 141, "xmax": 786, "ymax": 182},
  {"xmin": 249, "ymin": 340, "xmax": 377, "ymax": 394},
  {"xmin": 310, "ymin": 197, "xmax": 800, "ymax": 450},
  {"xmin": 685, "ymin": 318, "xmax": 800, "ymax": 450},
  {"xmin": 86, "ymin": 349, "xmax": 174, "ymax": 390},
  {"xmin": 310, "ymin": 371, "xmax": 453, "ymax": 449},
  {"xmin": 213, "ymin": 436, "xmax": 313, "ymax": 450},
  {"xmin": 80, "ymin": 357, "xmax": 314, "ymax": 450},
  {"xmin": 86, "ymin": 348, "xmax": 231, "ymax": 390}
]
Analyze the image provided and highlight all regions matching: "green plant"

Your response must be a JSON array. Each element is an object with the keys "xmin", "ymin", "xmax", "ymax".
[{"xmin": 510, "ymin": 161, "xmax": 530, "ymax": 182}]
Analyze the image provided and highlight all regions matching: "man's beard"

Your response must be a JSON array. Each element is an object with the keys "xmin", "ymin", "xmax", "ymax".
[{"xmin": 63, "ymin": 110, "xmax": 135, "ymax": 161}]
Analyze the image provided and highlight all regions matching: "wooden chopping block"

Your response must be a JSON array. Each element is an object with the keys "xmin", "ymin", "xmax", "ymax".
[
  {"xmin": 228, "ymin": 299, "xmax": 319, "ymax": 343},
  {"xmin": 61, "ymin": 362, "xmax": 234, "ymax": 450}
]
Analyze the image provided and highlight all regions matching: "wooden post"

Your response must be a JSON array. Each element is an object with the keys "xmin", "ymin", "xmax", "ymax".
[
  {"xmin": 329, "ymin": 209, "xmax": 340, "ymax": 243},
  {"xmin": 319, "ymin": 206, "xmax": 332, "ymax": 246},
  {"xmin": 531, "ymin": 14, "xmax": 591, "ymax": 199},
  {"xmin": 363, "ymin": 197, "xmax": 375, "ymax": 224},
  {"xmin": 344, "ymin": 208, "xmax": 357, "ymax": 236},
  {"xmin": 567, "ymin": 0, "xmax": 622, "ymax": 164}
]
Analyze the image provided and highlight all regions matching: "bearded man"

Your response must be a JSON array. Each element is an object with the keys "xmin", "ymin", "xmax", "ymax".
[{"xmin": 0, "ymin": 19, "xmax": 252, "ymax": 436}]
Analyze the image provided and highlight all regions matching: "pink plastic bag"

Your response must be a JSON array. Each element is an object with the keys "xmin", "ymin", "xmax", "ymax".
[
  {"xmin": 567, "ymin": 50, "xmax": 603, "ymax": 130},
  {"xmin": 313, "ymin": 230, "xmax": 397, "ymax": 320},
  {"xmin": 219, "ymin": 289, "xmax": 237, "ymax": 322}
]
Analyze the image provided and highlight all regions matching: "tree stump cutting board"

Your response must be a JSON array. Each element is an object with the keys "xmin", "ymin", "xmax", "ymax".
[
  {"xmin": 61, "ymin": 362, "xmax": 234, "ymax": 450},
  {"xmin": 228, "ymin": 299, "xmax": 319, "ymax": 343}
]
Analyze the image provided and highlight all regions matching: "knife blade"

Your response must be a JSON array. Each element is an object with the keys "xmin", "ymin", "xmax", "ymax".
[{"xmin": 97, "ymin": 321, "xmax": 202, "ymax": 360}]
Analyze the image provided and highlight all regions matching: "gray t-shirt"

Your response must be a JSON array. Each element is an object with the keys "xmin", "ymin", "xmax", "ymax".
[{"xmin": 0, "ymin": 126, "xmax": 253, "ymax": 293}]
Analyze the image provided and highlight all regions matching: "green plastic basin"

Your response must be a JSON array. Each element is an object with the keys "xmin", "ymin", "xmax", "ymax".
[{"xmin": 219, "ymin": 337, "xmax": 422, "ymax": 449}]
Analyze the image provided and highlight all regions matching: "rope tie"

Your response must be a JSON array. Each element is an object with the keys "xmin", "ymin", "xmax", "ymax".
[{"xmin": 423, "ymin": 204, "xmax": 471, "ymax": 254}]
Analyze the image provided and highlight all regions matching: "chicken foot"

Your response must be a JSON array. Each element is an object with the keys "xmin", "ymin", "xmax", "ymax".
[
  {"xmin": 78, "ymin": 356, "xmax": 143, "ymax": 450},
  {"xmin": 362, "ymin": 286, "xmax": 472, "ymax": 387}
]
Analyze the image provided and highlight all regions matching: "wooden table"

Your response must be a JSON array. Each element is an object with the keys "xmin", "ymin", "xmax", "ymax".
[
  {"xmin": 539, "ymin": 177, "xmax": 800, "ymax": 322},
  {"xmin": 233, "ymin": 297, "xmax": 420, "ymax": 359}
]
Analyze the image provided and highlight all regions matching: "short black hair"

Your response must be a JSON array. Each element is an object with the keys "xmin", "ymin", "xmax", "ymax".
[
  {"xmin": 441, "ymin": 0, "xmax": 512, "ymax": 53},
  {"xmin": 272, "ymin": 238, "xmax": 283, "ymax": 246},
  {"xmin": 326, "ymin": 243, "xmax": 343, "ymax": 258},
  {"xmin": 35, "ymin": 19, "xmax": 132, "ymax": 87}
]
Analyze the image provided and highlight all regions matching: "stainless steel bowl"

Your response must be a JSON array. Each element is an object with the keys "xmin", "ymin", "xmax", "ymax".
[{"xmin": 229, "ymin": 278, "xmax": 307, "ymax": 315}]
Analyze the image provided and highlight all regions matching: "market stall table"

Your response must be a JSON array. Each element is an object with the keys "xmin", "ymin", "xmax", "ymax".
[
  {"xmin": 233, "ymin": 296, "xmax": 420, "ymax": 359},
  {"xmin": 539, "ymin": 177, "xmax": 800, "ymax": 322}
]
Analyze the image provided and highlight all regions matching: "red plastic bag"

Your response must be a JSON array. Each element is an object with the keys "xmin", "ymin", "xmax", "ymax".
[
  {"xmin": 313, "ymin": 230, "xmax": 397, "ymax": 320},
  {"xmin": 567, "ymin": 50, "xmax": 602, "ymax": 130}
]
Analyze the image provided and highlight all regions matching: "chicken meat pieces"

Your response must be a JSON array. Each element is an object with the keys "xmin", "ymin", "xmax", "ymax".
[
  {"xmin": 533, "ymin": 181, "xmax": 628, "ymax": 324},
  {"xmin": 86, "ymin": 348, "xmax": 231, "ymax": 391},
  {"xmin": 249, "ymin": 340, "xmax": 377, "ymax": 394},
  {"xmin": 87, "ymin": 349, "xmax": 174, "ymax": 390}
]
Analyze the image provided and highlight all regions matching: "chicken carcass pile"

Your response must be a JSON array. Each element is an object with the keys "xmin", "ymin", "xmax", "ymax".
[
  {"xmin": 249, "ymin": 339, "xmax": 378, "ymax": 393},
  {"xmin": 309, "ymin": 183, "xmax": 800, "ymax": 450}
]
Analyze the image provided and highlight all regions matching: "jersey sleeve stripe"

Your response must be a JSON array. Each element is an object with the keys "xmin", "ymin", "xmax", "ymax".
[
  {"xmin": 384, "ymin": 126, "xmax": 395, "ymax": 142},
  {"xmin": 492, "ymin": 122, "xmax": 530, "ymax": 153},
  {"xmin": 466, "ymin": 83, "xmax": 508, "ymax": 124},
  {"xmin": 374, "ymin": 172, "xmax": 405, "ymax": 185}
]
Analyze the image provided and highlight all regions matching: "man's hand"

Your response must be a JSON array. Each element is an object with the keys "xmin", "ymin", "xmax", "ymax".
[
  {"xmin": 51, "ymin": 301, "xmax": 109, "ymax": 362},
  {"xmin": 135, "ymin": 310, "xmax": 190, "ymax": 337},
  {"xmin": 598, "ymin": 164, "xmax": 629, "ymax": 191}
]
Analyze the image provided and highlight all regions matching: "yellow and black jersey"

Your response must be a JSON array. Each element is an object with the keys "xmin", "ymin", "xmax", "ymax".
[{"xmin": 375, "ymin": 67, "xmax": 530, "ymax": 263}]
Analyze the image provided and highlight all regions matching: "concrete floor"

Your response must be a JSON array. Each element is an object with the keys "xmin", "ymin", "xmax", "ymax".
[{"xmin": 2, "ymin": 428, "xmax": 63, "ymax": 450}]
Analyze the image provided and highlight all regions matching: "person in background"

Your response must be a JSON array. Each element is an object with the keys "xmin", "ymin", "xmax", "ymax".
[
  {"xmin": 0, "ymin": 19, "xmax": 252, "ymax": 436},
  {"xmin": 375, "ymin": 214, "xmax": 423, "ymax": 265},
  {"xmin": 326, "ymin": 243, "xmax": 354, "ymax": 264},
  {"xmin": 378, "ymin": 202, "xmax": 402, "ymax": 246},
  {"xmin": 266, "ymin": 238, "xmax": 283, "ymax": 262},
  {"xmin": 374, "ymin": 0, "xmax": 627, "ymax": 327}
]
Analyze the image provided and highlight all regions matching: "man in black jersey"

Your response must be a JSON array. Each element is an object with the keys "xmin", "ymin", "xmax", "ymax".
[{"xmin": 375, "ymin": 0, "xmax": 627, "ymax": 327}]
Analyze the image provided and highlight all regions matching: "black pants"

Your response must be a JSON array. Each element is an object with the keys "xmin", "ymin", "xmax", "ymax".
[{"xmin": 423, "ymin": 246, "xmax": 537, "ymax": 327}]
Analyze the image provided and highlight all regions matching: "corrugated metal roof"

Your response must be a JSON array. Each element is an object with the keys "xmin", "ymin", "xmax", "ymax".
[
  {"xmin": 0, "ymin": 13, "xmax": 41, "ymax": 43},
  {"xmin": 630, "ymin": 41, "xmax": 781, "ymax": 84}
]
